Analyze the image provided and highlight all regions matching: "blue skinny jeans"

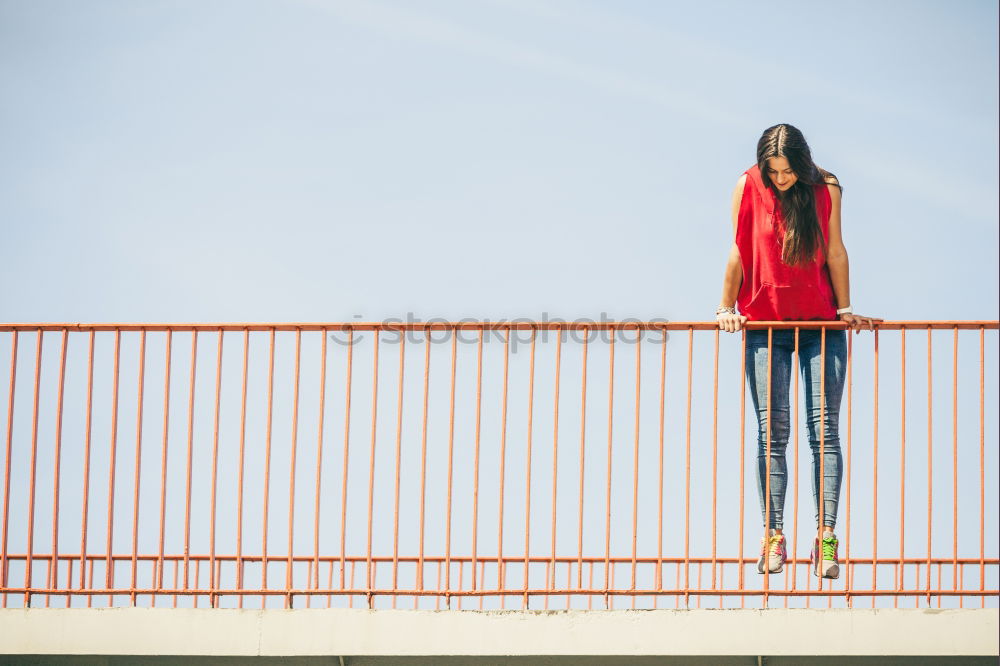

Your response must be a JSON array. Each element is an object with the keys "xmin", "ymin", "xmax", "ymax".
[{"xmin": 745, "ymin": 327, "xmax": 846, "ymax": 531}]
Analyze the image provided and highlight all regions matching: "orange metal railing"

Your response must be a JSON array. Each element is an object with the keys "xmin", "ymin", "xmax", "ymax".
[{"xmin": 0, "ymin": 321, "xmax": 996, "ymax": 610}]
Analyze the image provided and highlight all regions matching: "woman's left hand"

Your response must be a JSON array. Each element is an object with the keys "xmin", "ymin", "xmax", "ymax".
[{"xmin": 840, "ymin": 313, "xmax": 882, "ymax": 332}]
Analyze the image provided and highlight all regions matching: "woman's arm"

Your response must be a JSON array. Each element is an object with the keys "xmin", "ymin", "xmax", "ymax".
[
  {"xmin": 718, "ymin": 175, "xmax": 749, "ymax": 333},
  {"xmin": 825, "ymin": 177, "xmax": 880, "ymax": 331}
]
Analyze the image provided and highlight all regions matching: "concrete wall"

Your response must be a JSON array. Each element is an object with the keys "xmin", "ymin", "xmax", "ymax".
[{"xmin": 1, "ymin": 608, "xmax": 997, "ymax": 661}]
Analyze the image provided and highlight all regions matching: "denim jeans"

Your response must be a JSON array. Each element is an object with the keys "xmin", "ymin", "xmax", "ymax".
[{"xmin": 745, "ymin": 327, "xmax": 846, "ymax": 531}]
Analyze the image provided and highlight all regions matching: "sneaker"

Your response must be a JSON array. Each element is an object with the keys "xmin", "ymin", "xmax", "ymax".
[
  {"xmin": 811, "ymin": 531, "xmax": 840, "ymax": 579},
  {"xmin": 757, "ymin": 530, "xmax": 786, "ymax": 574}
]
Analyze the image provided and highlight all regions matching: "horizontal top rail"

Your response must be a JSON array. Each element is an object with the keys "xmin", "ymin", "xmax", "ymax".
[{"xmin": 0, "ymin": 321, "xmax": 997, "ymax": 332}]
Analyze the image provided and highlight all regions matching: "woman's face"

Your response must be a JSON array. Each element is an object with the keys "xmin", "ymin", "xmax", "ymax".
[{"xmin": 766, "ymin": 157, "xmax": 798, "ymax": 191}]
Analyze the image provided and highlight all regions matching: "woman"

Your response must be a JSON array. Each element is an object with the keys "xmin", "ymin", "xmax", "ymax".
[{"xmin": 716, "ymin": 124, "xmax": 879, "ymax": 579}]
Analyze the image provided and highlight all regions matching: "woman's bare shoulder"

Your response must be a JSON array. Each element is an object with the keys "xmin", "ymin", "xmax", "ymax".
[{"xmin": 732, "ymin": 174, "xmax": 748, "ymax": 201}]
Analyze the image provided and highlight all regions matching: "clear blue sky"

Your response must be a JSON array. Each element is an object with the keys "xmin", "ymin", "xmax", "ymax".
[{"xmin": 1, "ymin": 0, "xmax": 997, "ymax": 324}]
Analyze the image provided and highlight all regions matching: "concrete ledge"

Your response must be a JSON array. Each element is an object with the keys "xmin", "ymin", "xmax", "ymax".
[{"xmin": 1, "ymin": 608, "xmax": 997, "ymax": 657}]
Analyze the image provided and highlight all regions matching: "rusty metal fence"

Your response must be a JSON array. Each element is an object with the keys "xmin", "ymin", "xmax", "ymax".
[{"xmin": 0, "ymin": 321, "xmax": 996, "ymax": 610}]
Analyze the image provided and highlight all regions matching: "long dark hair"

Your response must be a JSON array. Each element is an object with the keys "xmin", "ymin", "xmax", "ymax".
[{"xmin": 756, "ymin": 124, "xmax": 838, "ymax": 267}]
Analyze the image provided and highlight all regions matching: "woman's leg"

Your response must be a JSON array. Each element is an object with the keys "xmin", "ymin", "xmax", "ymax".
[
  {"xmin": 745, "ymin": 329, "xmax": 794, "ymax": 531},
  {"xmin": 798, "ymin": 328, "xmax": 848, "ymax": 531}
]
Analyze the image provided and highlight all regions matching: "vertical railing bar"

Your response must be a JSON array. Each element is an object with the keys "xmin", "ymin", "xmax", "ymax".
[
  {"xmin": 1, "ymin": 330, "xmax": 18, "ymax": 607},
  {"xmin": 417, "ymin": 331, "xmax": 432, "ymax": 604},
  {"xmin": 925, "ymin": 326, "xmax": 932, "ymax": 606},
  {"xmin": 479, "ymin": 560, "xmax": 485, "ymax": 610},
  {"xmin": 898, "ymin": 328, "xmax": 906, "ymax": 608},
  {"xmin": 285, "ymin": 328, "xmax": 302, "ymax": 609},
  {"xmin": 129, "ymin": 329, "xmax": 146, "ymax": 606},
  {"xmin": 500, "ymin": 558, "xmax": 511, "ymax": 609},
  {"xmin": 565, "ymin": 559, "xmax": 571, "ymax": 609},
  {"xmin": 683, "ymin": 326, "xmax": 693, "ymax": 607},
  {"xmin": 522, "ymin": 327, "xmax": 537, "ymax": 609},
  {"xmin": 43, "ymin": 519, "xmax": 52, "ymax": 599},
  {"xmin": 657, "ymin": 326, "xmax": 667, "ymax": 594},
  {"xmin": 711, "ymin": 327, "xmax": 720, "ymax": 598},
  {"xmin": 951, "ymin": 327, "xmax": 958, "ymax": 606},
  {"xmin": 66, "ymin": 557, "xmax": 73, "ymax": 607},
  {"xmin": 497, "ymin": 326, "xmax": 511, "ymax": 607},
  {"xmin": 848, "ymin": 562, "xmax": 854, "ymax": 601},
  {"xmin": 978, "ymin": 327, "xmax": 984, "ymax": 608},
  {"xmin": 261, "ymin": 328, "xmax": 275, "ymax": 604},
  {"xmin": 208, "ymin": 330, "xmax": 224, "ymax": 608},
  {"xmin": 845, "ymin": 330, "xmax": 854, "ymax": 606},
  {"xmin": 609, "ymin": 558, "xmax": 615, "ymax": 610},
  {"xmin": 791, "ymin": 327, "xmax": 800, "ymax": 602},
  {"xmin": 738, "ymin": 328, "xmax": 747, "ymax": 606},
  {"xmin": 677, "ymin": 506, "xmax": 683, "ymax": 599},
  {"xmin": 104, "ymin": 329, "xmax": 121, "ymax": 607},
  {"xmin": 958, "ymin": 562, "xmax": 964, "ymax": 607},
  {"xmin": 871, "ymin": 329, "xmax": 879, "ymax": 608},
  {"xmin": 548, "ymin": 326, "xmax": 563, "ymax": 607},
  {"xmin": 603, "ymin": 328, "xmax": 615, "ymax": 609},
  {"xmin": 444, "ymin": 328, "xmax": 458, "ymax": 607},
  {"xmin": 630, "ymin": 325, "xmax": 641, "ymax": 600},
  {"xmin": 435, "ymin": 560, "xmax": 441, "ymax": 610},
  {"xmin": 89, "ymin": 558, "xmax": 96, "ymax": 608},
  {"xmin": 313, "ymin": 329, "xmax": 328, "ymax": 592},
  {"xmin": 50, "ymin": 330, "xmax": 69, "ymax": 600},
  {"xmin": 576, "ymin": 329, "xmax": 588, "ymax": 591},
  {"xmin": 235, "ymin": 329, "xmax": 248, "ymax": 607},
  {"xmin": 365, "ymin": 330, "xmax": 380, "ymax": 607},
  {"xmin": 471, "ymin": 329, "xmax": 482, "ymax": 601},
  {"xmin": 338, "ymin": 328, "xmax": 354, "ymax": 591},
  {"xmin": 155, "ymin": 329, "xmax": 170, "ymax": 597},
  {"xmin": 182, "ymin": 330, "xmax": 198, "ymax": 595},
  {"xmin": 24, "ymin": 330, "xmax": 43, "ymax": 608},
  {"xmin": 819, "ymin": 326, "xmax": 827, "ymax": 607},
  {"xmin": 350, "ymin": 559, "xmax": 356, "ymax": 609},
  {"xmin": 390, "ymin": 334, "xmax": 405, "ymax": 608},
  {"xmin": 762, "ymin": 326, "xmax": 773, "ymax": 606}
]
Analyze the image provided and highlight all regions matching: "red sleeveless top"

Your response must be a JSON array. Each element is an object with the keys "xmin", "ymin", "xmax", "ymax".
[{"xmin": 735, "ymin": 165, "xmax": 837, "ymax": 321}]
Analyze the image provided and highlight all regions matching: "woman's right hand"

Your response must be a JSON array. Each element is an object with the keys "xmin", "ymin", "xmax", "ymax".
[
  {"xmin": 839, "ymin": 312, "xmax": 882, "ymax": 332},
  {"xmin": 717, "ymin": 312, "xmax": 748, "ymax": 333}
]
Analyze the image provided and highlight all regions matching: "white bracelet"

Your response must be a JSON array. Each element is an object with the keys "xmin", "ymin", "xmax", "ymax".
[{"xmin": 836, "ymin": 306, "xmax": 853, "ymax": 315}]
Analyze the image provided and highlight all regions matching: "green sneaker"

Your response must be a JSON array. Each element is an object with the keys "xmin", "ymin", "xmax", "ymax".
[{"xmin": 811, "ymin": 531, "xmax": 840, "ymax": 579}]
